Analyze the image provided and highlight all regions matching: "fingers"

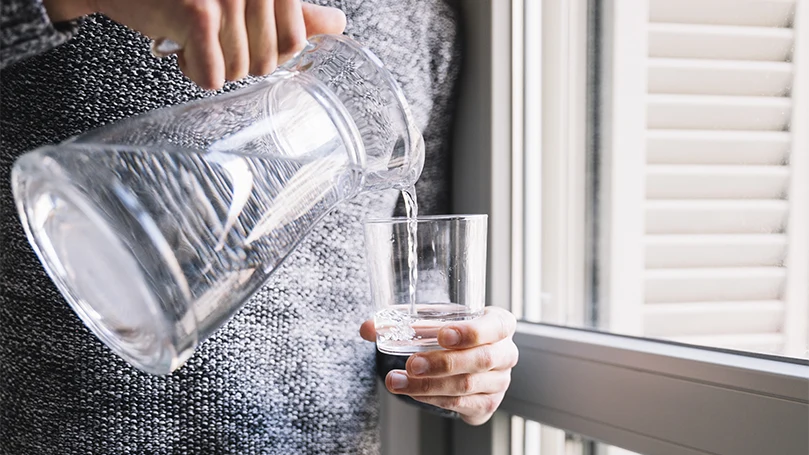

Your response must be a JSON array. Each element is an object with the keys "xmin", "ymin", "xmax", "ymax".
[
  {"xmin": 386, "ymin": 370, "xmax": 511, "ymax": 397},
  {"xmin": 404, "ymin": 338, "xmax": 519, "ymax": 377},
  {"xmin": 220, "ymin": 0, "xmax": 250, "ymax": 81},
  {"xmin": 168, "ymin": 0, "xmax": 348, "ymax": 87},
  {"xmin": 359, "ymin": 319, "xmax": 376, "ymax": 342},
  {"xmin": 42, "ymin": 0, "xmax": 98, "ymax": 22},
  {"xmin": 275, "ymin": 0, "xmax": 307, "ymax": 64},
  {"xmin": 438, "ymin": 306, "xmax": 517, "ymax": 349},
  {"xmin": 301, "ymin": 2, "xmax": 347, "ymax": 36},
  {"xmin": 376, "ymin": 307, "xmax": 518, "ymax": 425},
  {"xmin": 183, "ymin": 2, "xmax": 226, "ymax": 90},
  {"xmin": 411, "ymin": 392, "xmax": 505, "ymax": 426},
  {"xmin": 246, "ymin": 0, "xmax": 278, "ymax": 76}
]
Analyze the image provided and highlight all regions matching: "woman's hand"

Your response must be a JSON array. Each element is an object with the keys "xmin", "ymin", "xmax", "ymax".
[
  {"xmin": 360, "ymin": 307, "xmax": 519, "ymax": 426},
  {"xmin": 43, "ymin": 0, "xmax": 347, "ymax": 90}
]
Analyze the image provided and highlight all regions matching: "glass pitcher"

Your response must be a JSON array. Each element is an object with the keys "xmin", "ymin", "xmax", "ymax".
[{"xmin": 11, "ymin": 35, "xmax": 424, "ymax": 375}]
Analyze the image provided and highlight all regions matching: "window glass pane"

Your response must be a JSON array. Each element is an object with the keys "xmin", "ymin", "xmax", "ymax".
[{"xmin": 521, "ymin": 0, "xmax": 808, "ymax": 359}]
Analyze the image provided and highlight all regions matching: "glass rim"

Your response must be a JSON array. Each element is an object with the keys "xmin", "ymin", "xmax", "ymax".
[{"xmin": 364, "ymin": 214, "xmax": 488, "ymax": 225}]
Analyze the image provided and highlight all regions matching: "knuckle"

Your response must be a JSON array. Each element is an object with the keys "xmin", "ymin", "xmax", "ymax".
[
  {"xmin": 509, "ymin": 343, "xmax": 520, "ymax": 368},
  {"xmin": 465, "ymin": 327, "xmax": 480, "ymax": 346},
  {"xmin": 442, "ymin": 354, "xmax": 455, "ymax": 374},
  {"xmin": 477, "ymin": 346, "xmax": 495, "ymax": 370},
  {"xmin": 417, "ymin": 377, "xmax": 433, "ymax": 395},
  {"xmin": 185, "ymin": 1, "xmax": 218, "ymax": 30},
  {"xmin": 484, "ymin": 396, "xmax": 499, "ymax": 415},
  {"xmin": 278, "ymin": 33, "xmax": 306, "ymax": 57},
  {"xmin": 429, "ymin": 352, "xmax": 453, "ymax": 375},
  {"xmin": 459, "ymin": 374, "xmax": 475, "ymax": 394},
  {"xmin": 445, "ymin": 396, "xmax": 464, "ymax": 410}
]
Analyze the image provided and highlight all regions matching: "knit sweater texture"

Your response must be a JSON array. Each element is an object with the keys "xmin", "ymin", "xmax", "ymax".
[{"xmin": 0, "ymin": 1, "xmax": 460, "ymax": 453}]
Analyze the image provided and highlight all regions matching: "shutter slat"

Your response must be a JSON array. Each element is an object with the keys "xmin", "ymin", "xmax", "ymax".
[
  {"xmin": 646, "ymin": 200, "xmax": 788, "ymax": 234},
  {"xmin": 646, "ymin": 165, "xmax": 790, "ymax": 199},
  {"xmin": 649, "ymin": 23, "xmax": 794, "ymax": 61},
  {"xmin": 664, "ymin": 333, "xmax": 785, "ymax": 354},
  {"xmin": 645, "ymin": 234, "xmax": 787, "ymax": 268},
  {"xmin": 649, "ymin": 0, "xmax": 796, "ymax": 28},
  {"xmin": 644, "ymin": 300, "xmax": 784, "ymax": 336},
  {"xmin": 647, "ymin": 94, "xmax": 792, "ymax": 130},
  {"xmin": 646, "ymin": 130, "xmax": 790, "ymax": 165},
  {"xmin": 645, "ymin": 267, "xmax": 786, "ymax": 303},
  {"xmin": 636, "ymin": 1, "xmax": 800, "ymax": 353},
  {"xmin": 648, "ymin": 58, "xmax": 793, "ymax": 96}
]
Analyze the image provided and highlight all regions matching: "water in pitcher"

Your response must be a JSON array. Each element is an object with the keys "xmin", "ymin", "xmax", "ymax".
[{"xmin": 23, "ymin": 142, "xmax": 360, "ymax": 359}]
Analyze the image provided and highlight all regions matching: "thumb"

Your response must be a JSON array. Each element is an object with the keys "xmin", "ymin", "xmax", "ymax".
[{"xmin": 302, "ymin": 3, "xmax": 347, "ymax": 37}]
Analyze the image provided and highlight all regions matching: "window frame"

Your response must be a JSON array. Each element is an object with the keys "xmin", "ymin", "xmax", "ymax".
[
  {"xmin": 505, "ymin": 323, "xmax": 809, "ymax": 455},
  {"xmin": 449, "ymin": 1, "xmax": 809, "ymax": 454}
]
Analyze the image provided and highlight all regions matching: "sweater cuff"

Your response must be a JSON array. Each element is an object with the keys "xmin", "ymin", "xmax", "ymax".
[{"xmin": 0, "ymin": 0, "xmax": 82, "ymax": 69}]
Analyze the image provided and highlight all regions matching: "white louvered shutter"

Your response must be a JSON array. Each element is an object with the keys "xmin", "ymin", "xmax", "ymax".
[{"xmin": 605, "ymin": 0, "xmax": 808, "ymax": 357}]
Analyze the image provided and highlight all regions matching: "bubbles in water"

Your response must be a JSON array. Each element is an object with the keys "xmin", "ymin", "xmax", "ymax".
[{"xmin": 375, "ymin": 308, "xmax": 416, "ymax": 342}]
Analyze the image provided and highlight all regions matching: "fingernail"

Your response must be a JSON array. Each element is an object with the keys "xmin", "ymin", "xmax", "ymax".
[
  {"xmin": 442, "ymin": 328, "xmax": 461, "ymax": 346},
  {"xmin": 389, "ymin": 372, "xmax": 408, "ymax": 390},
  {"xmin": 410, "ymin": 357, "xmax": 429, "ymax": 375}
]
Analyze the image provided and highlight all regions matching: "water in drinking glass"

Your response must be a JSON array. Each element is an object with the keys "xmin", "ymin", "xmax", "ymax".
[{"xmin": 375, "ymin": 303, "xmax": 479, "ymax": 354}]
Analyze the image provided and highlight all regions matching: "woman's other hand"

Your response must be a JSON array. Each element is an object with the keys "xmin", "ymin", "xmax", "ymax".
[{"xmin": 360, "ymin": 306, "xmax": 519, "ymax": 426}]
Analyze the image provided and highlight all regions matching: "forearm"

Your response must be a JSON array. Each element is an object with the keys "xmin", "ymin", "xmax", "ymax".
[{"xmin": 0, "ymin": 0, "xmax": 85, "ymax": 69}]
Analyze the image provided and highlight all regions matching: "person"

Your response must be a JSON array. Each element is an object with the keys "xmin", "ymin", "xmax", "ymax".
[{"xmin": 0, "ymin": 0, "xmax": 519, "ymax": 453}]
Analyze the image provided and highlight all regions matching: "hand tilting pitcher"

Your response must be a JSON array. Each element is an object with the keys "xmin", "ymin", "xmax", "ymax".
[{"xmin": 11, "ymin": 35, "xmax": 424, "ymax": 375}]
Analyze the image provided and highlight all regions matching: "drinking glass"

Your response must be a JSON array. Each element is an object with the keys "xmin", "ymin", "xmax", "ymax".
[{"xmin": 363, "ymin": 215, "xmax": 488, "ymax": 355}]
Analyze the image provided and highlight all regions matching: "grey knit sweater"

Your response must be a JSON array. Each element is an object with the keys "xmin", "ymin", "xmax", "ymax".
[{"xmin": 0, "ymin": 1, "xmax": 460, "ymax": 453}]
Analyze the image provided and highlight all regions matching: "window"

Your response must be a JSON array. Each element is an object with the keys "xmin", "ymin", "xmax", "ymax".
[
  {"xmin": 444, "ymin": 0, "xmax": 809, "ymax": 454},
  {"xmin": 588, "ymin": 0, "xmax": 808, "ymax": 358}
]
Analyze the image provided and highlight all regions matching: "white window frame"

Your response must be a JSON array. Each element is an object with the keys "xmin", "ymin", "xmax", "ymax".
[{"xmin": 448, "ymin": 1, "xmax": 809, "ymax": 455}]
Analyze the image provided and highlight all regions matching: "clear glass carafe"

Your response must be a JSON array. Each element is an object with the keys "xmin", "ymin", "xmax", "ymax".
[{"xmin": 11, "ymin": 35, "xmax": 424, "ymax": 375}]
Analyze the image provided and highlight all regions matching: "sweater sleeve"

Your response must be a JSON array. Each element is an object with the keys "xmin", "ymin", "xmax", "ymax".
[{"xmin": 0, "ymin": 0, "xmax": 82, "ymax": 69}]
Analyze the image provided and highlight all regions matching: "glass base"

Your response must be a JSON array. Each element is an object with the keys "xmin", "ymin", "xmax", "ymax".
[
  {"xmin": 376, "ymin": 341, "xmax": 446, "ymax": 356},
  {"xmin": 13, "ymin": 158, "xmax": 190, "ymax": 375}
]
